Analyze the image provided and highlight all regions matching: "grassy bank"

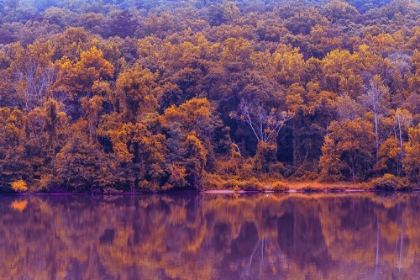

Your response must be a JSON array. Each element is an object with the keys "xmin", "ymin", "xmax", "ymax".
[{"xmin": 202, "ymin": 174, "xmax": 419, "ymax": 193}]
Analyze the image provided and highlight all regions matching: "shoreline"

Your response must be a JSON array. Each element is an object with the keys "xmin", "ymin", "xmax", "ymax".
[
  {"xmin": 2, "ymin": 180, "xmax": 419, "ymax": 196},
  {"xmin": 2, "ymin": 188, "xmax": 419, "ymax": 196},
  {"xmin": 202, "ymin": 188, "xmax": 411, "ymax": 194}
]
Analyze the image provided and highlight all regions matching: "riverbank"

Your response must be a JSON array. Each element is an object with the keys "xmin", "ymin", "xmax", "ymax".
[
  {"xmin": 2, "ymin": 176, "xmax": 418, "ymax": 195},
  {"xmin": 203, "ymin": 182, "xmax": 372, "ymax": 194},
  {"xmin": 202, "ymin": 172, "xmax": 420, "ymax": 193}
]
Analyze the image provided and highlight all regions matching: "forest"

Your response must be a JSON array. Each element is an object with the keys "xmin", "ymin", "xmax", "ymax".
[{"xmin": 1, "ymin": 0, "xmax": 420, "ymax": 192}]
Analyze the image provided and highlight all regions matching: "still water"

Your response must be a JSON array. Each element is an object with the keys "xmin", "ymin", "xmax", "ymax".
[{"xmin": 1, "ymin": 193, "xmax": 420, "ymax": 280}]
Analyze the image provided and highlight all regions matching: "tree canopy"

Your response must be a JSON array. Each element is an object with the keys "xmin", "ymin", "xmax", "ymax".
[{"xmin": 1, "ymin": 0, "xmax": 420, "ymax": 192}]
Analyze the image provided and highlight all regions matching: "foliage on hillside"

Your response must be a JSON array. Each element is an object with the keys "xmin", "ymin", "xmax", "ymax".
[{"xmin": 1, "ymin": 0, "xmax": 420, "ymax": 192}]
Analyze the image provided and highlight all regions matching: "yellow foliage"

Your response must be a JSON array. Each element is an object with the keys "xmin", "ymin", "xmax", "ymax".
[
  {"xmin": 271, "ymin": 181, "xmax": 290, "ymax": 191},
  {"xmin": 11, "ymin": 180, "xmax": 28, "ymax": 192}
]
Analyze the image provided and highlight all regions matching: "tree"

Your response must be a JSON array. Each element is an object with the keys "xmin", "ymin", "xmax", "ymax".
[
  {"xmin": 161, "ymin": 97, "xmax": 214, "ymax": 141},
  {"xmin": 272, "ymin": 45, "xmax": 306, "ymax": 87},
  {"xmin": 160, "ymin": 98, "xmax": 217, "ymax": 188},
  {"xmin": 55, "ymin": 120, "xmax": 114, "ymax": 192},
  {"xmin": 403, "ymin": 124, "xmax": 420, "ymax": 183},
  {"xmin": 208, "ymin": 2, "xmax": 240, "ymax": 26},
  {"xmin": 374, "ymin": 137, "xmax": 401, "ymax": 175},
  {"xmin": 359, "ymin": 75, "xmax": 390, "ymax": 164},
  {"xmin": 115, "ymin": 64, "xmax": 160, "ymax": 123},
  {"xmin": 184, "ymin": 133, "xmax": 207, "ymax": 189},
  {"xmin": 230, "ymin": 99, "xmax": 293, "ymax": 176},
  {"xmin": 321, "ymin": 49, "xmax": 363, "ymax": 98},
  {"xmin": 9, "ymin": 41, "xmax": 55, "ymax": 112},
  {"xmin": 320, "ymin": 118, "xmax": 375, "ymax": 181},
  {"xmin": 110, "ymin": 10, "xmax": 137, "ymax": 38},
  {"xmin": 11, "ymin": 180, "xmax": 27, "ymax": 192},
  {"xmin": 393, "ymin": 108, "xmax": 412, "ymax": 164},
  {"xmin": 54, "ymin": 46, "xmax": 114, "ymax": 119},
  {"xmin": 0, "ymin": 108, "xmax": 31, "ymax": 191},
  {"xmin": 323, "ymin": 0, "xmax": 360, "ymax": 23},
  {"xmin": 230, "ymin": 99, "xmax": 293, "ymax": 144},
  {"xmin": 221, "ymin": 38, "xmax": 253, "ymax": 73},
  {"xmin": 55, "ymin": 46, "xmax": 114, "ymax": 101}
]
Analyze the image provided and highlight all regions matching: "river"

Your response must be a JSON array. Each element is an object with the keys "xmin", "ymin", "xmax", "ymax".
[{"xmin": 1, "ymin": 193, "xmax": 419, "ymax": 279}]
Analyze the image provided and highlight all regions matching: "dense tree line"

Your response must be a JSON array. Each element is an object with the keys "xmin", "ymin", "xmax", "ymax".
[{"xmin": 1, "ymin": 0, "xmax": 420, "ymax": 192}]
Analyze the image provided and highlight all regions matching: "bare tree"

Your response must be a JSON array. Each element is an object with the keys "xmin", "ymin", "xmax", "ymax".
[
  {"xmin": 387, "ymin": 53, "xmax": 410, "ymax": 78},
  {"xmin": 230, "ymin": 99, "xmax": 293, "ymax": 143},
  {"xmin": 394, "ymin": 108, "xmax": 412, "ymax": 171},
  {"xmin": 16, "ymin": 63, "xmax": 56, "ymax": 112},
  {"xmin": 360, "ymin": 75, "xmax": 389, "ymax": 164}
]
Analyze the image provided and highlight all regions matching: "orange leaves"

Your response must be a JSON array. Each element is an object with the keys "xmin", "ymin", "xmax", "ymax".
[
  {"xmin": 221, "ymin": 37, "xmax": 253, "ymax": 72},
  {"xmin": 403, "ymin": 124, "xmax": 420, "ymax": 182},
  {"xmin": 8, "ymin": 41, "xmax": 55, "ymax": 111},
  {"xmin": 161, "ymin": 97, "xmax": 212, "ymax": 136},
  {"xmin": 4, "ymin": 0, "xmax": 420, "ymax": 191},
  {"xmin": 55, "ymin": 46, "xmax": 114, "ymax": 101},
  {"xmin": 106, "ymin": 122, "xmax": 141, "ymax": 163},
  {"xmin": 0, "ymin": 108, "xmax": 31, "ymax": 190},
  {"xmin": 0, "ymin": 108, "xmax": 26, "ymax": 147},
  {"xmin": 52, "ymin": 27, "xmax": 93, "ymax": 60},
  {"xmin": 320, "ymin": 118, "xmax": 375, "ymax": 181},
  {"xmin": 272, "ymin": 45, "xmax": 305, "ymax": 86},
  {"xmin": 55, "ymin": 120, "xmax": 115, "ymax": 191},
  {"xmin": 115, "ymin": 64, "xmax": 160, "ymax": 122},
  {"xmin": 324, "ymin": 0, "xmax": 360, "ymax": 23},
  {"xmin": 308, "ymin": 24, "xmax": 342, "ymax": 57},
  {"xmin": 285, "ymin": 83, "xmax": 306, "ymax": 113},
  {"xmin": 159, "ymin": 98, "xmax": 216, "ymax": 189},
  {"xmin": 186, "ymin": 133, "xmax": 207, "ymax": 159},
  {"xmin": 79, "ymin": 46, "xmax": 114, "ymax": 79},
  {"xmin": 11, "ymin": 180, "xmax": 28, "ymax": 193},
  {"xmin": 184, "ymin": 132, "xmax": 208, "ymax": 179},
  {"xmin": 163, "ymin": 165, "xmax": 187, "ymax": 190},
  {"xmin": 375, "ymin": 137, "xmax": 401, "ymax": 173},
  {"xmin": 321, "ymin": 49, "xmax": 364, "ymax": 97}
]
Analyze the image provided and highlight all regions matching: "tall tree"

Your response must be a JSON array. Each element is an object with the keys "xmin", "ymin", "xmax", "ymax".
[
  {"xmin": 359, "ymin": 75, "xmax": 390, "ymax": 164},
  {"xmin": 320, "ymin": 118, "xmax": 375, "ymax": 181}
]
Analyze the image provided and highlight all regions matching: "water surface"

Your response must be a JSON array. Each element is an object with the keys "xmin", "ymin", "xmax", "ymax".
[{"xmin": 1, "ymin": 193, "xmax": 420, "ymax": 279}]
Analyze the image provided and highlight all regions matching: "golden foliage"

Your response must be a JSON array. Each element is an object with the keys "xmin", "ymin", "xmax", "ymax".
[
  {"xmin": 11, "ymin": 180, "xmax": 28, "ymax": 192},
  {"xmin": 1, "ymin": 0, "xmax": 420, "ymax": 191}
]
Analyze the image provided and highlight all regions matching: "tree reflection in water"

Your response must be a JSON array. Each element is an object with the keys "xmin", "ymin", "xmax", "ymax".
[{"xmin": 1, "ymin": 193, "xmax": 420, "ymax": 279}]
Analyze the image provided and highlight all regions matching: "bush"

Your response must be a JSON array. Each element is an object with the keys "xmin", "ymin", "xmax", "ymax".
[
  {"xmin": 36, "ymin": 174, "xmax": 55, "ymax": 192},
  {"xmin": 222, "ymin": 179, "xmax": 240, "ymax": 190},
  {"xmin": 242, "ymin": 178, "xmax": 264, "ymax": 191},
  {"xmin": 216, "ymin": 177, "xmax": 265, "ymax": 191},
  {"xmin": 302, "ymin": 185, "xmax": 322, "ymax": 193},
  {"xmin": 371, "ymin": 174, "xmax": 399, "ymax": 191},
  {"xmin": 238, "ymin": 159, "xmax": 255, "ymax": 179},
  {"xmin": 271, "ymin": 181, "xmax": 290, "ymax": 192},
  {"xmin": 11, "ymin": 180, "xmax": 28, "ymax": 193}
]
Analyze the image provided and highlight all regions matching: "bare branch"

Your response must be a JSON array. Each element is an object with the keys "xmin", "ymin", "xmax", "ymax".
[{"xmin": 231, "ymin": 99, "xmax": 293, "ymax": 143}]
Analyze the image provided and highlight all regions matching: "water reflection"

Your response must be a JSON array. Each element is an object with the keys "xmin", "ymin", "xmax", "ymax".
[{"xmin": 1, "ymin": 193, "xmax": 420, "ymax": 279}]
